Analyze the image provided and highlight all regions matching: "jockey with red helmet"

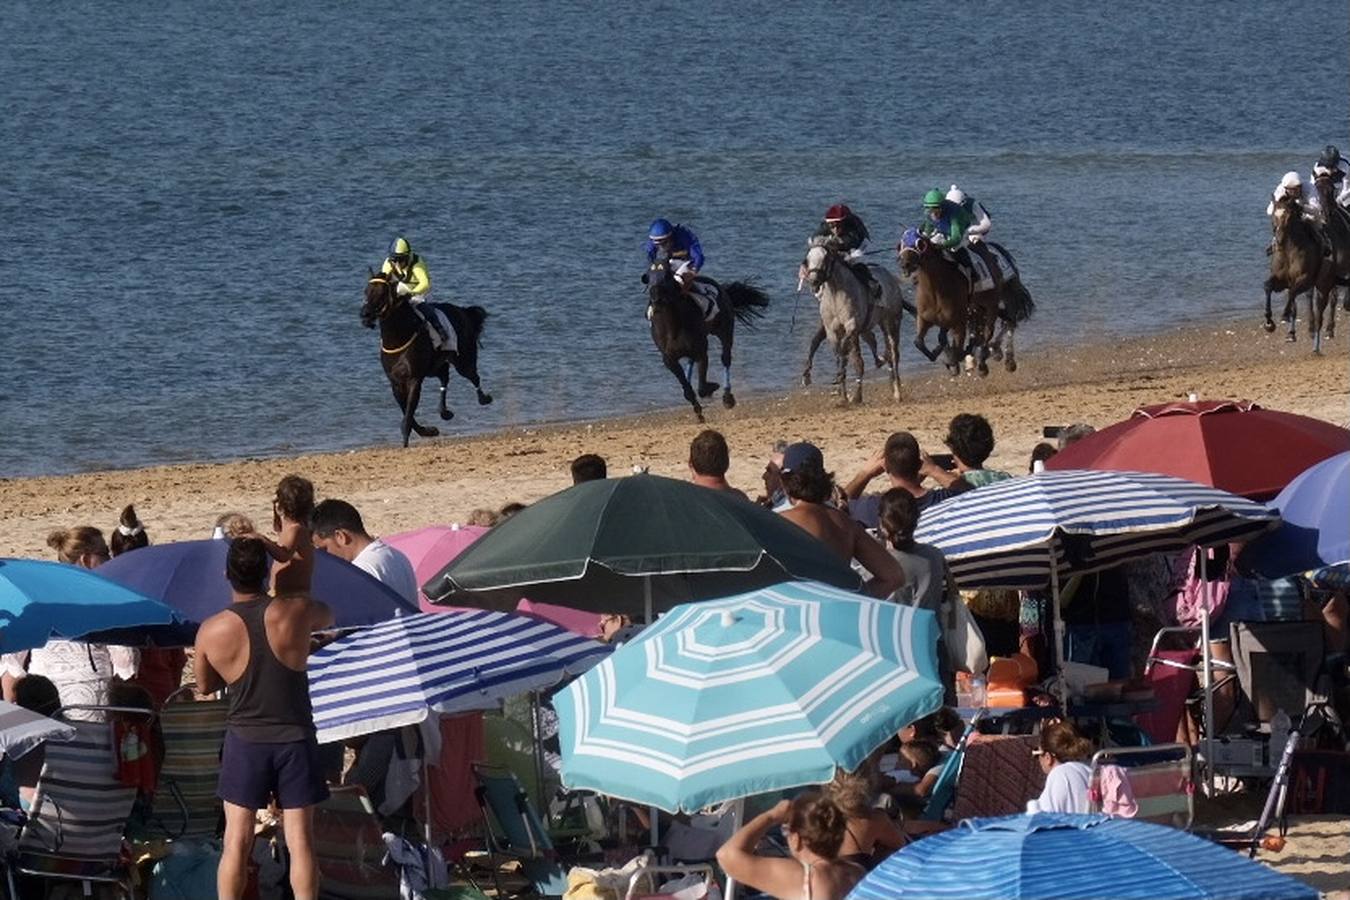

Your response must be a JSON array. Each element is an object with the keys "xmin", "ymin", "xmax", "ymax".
[{"xmin": 801, "ymin": 203, "xmax": 879, "ymax": 299}]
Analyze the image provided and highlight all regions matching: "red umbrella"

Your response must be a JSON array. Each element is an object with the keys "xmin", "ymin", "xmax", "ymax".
[{"xmin": 1045, "ymin": 400, "xmax": 1350, "ymax": 500}]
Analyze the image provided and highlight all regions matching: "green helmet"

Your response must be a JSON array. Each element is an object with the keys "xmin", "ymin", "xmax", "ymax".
[{"xmin": 922, "ymin": 189, "xmax": 945, "ymax": 209}]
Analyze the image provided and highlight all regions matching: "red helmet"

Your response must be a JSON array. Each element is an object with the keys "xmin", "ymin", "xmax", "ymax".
[{"xmin": 824, "ymin": 204, "xmax": 851, "ymax": 223}]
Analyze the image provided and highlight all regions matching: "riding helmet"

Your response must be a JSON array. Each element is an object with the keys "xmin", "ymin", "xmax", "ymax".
[
  {"xmin": 648, "ymin": 218, "xmax": 674, "ymax": 241},
  {"xmin": 824, "ymin": 203, "xmax": 851, "ymax": 223},
  {"xmin": 389, "ymin": 236, "xmax": 412, "ymax": 258},
  {"xmin": 1280, "ymin": 171, "xmax": 1301, "ymax": 190},
  {"xmin": 922, "ymin": 188, "xmax": 945, "ymax": 208},
  {"xmin": 945, "ymin": 185, "xmax": 967, "ymax": 205},
  {"xmin": 1319, "ymin": 145, "xmax": 1342, "ymax": 169}
]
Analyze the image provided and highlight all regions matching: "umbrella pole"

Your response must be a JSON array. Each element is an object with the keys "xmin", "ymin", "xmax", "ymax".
[
  {"xmin": 423, "ymin": 751, "xmax": 435, "ymax": 874},
  {"xmin": 1049, "ymin": 546, "xmax": 1068, "ymax": 708},
  {"xmin": 1199, "ymin": 551, "xmax": 1216, "ymax": 797},
  {"xmin": 644, "ymin": 575, "xmax": 660, "ymax": 850}
]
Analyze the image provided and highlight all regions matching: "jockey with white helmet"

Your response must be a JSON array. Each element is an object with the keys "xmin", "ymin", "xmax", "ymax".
[
  {"xmin": 380, "ymin": 236, "xmax": 453, "ymax": 348},
  {"xmin": 1266, "ymin": 170, "xmax": 1323, "ymax": 222},
  {"xmin": 945, "ymin": 185, "xmax": 993, "ymax": 242}
]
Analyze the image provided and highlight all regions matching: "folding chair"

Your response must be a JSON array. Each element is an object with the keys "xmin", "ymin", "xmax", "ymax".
[
  {"xmin": 5, "ymin": 706, "xmax": 153, "ymax": 898},
  {"xmin": 1088, "ymin": 743, "xmax": 1194, "ymax": 829},
  {"xmin": 918, "ymin": 720, "xmax": 977, "ymax": 822},
  {"xmin": 471, "ymin": 763, "xmax": 568, "ymax": 898},
  {"xmin": 308, "ymin": 784, "xmax": 403, "ymax": 900},
  {"xmin": 1228, "ymin": 621, "xmax": 1328, "ymax": 729},
  {"xmin": 146, "ymin": 685, "xmax": 228, "ymax": 840}
]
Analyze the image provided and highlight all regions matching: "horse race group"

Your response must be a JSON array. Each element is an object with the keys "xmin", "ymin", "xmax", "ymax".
[{"xmin": 359, "ymin": 148, "xmax": 1348, "ymax": 444}]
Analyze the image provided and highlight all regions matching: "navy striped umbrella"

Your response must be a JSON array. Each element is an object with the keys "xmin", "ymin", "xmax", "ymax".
[
  {"xmin": 308, "ymin": 609, "xmax": 610, "ymax": 744},
  {"xmin": 914, "ymin": 469, "xmax": 1278, "ymax": 590},
  {"xmin": 850, "ymin": 813, "xmax": 1316, "ymax": 900}
]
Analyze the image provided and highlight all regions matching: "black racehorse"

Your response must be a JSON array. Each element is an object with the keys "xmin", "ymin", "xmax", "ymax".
[
  {"xmin": 361, "ymin": 272, "xmax": 492, "ymax": 446},
  {"xmin": 643, "ymin": 257, "xmax": 769, "ymax": 422}
]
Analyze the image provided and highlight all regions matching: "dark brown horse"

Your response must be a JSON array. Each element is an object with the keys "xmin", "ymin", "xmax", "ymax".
[
  {"xmin": 896, "ymin": 228, "xmax": 1034, "ymax": 376},
  {"xmin": 1264, "ymin": 197, "xmax": 1336, "ymax": 353},
  {"xmin": 644, "ymin": 257, "xmax": 769, "ymax": 422},
  {"xmin": 361, "ymin": 273, "xmax": 492, "ymax": 446},
  {"xmin": 1314, "ymin": 172, "xmax": 1350, "ymax": 323}
]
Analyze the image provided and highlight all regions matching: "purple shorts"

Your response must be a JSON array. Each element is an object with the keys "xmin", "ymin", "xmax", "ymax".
[{"xmin": 218, "ymin": 730, "xmax": 330, "ymax": 810}]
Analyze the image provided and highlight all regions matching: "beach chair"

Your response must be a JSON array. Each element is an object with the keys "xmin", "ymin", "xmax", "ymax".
[
  {"xmin": 1088, "ymin": 743, "xmax": 1194, "ymax": 829},
  {"xmin": 918, "ymin": 720, "xmax": 978, "ymax": 822},
  {"xmin": 146, "ymin": 685, "xmax": 228, "ymax": 840},
  {"xmin": 1228, "ymin": 621, "xmax": 1328, "ymax": 729},
  {"xmin": 471, "ymin": 763, "xmax": 568, "ymax": 898},
  {"xmin": 4, "ymin": 706, "xmax": 153, "ymax": 898},
  {"xmin": 308, "ymin": 784, "xmax": 403, "ymax": 900}
]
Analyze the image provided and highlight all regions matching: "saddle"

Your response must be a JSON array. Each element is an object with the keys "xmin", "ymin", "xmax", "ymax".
[
  {"xmin": 688, "ymin": 278, "xmax": 725, "ymax": 323},
  {"xmin": 848, "ymin": 262, "xmax": 882, "ymax": 301},
  {"xmin": 411, "ymin": 302, "xmax": 459, "ymax": 353}
]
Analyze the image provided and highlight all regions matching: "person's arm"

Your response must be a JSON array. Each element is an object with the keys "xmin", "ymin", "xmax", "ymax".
[
  {"xmin": 854, "ymin": 525, "xmax": 906, "ymax": 599},
  {"xmin": 715, "ymin": 801, "xmax": 802, "ymax": 900},
  {"xmin": 684, "ymin": 231, "xmax": 705, "ymax": 271},
  {"xmin": 919, "ymin": 453, "xmax": 963, "ymax": 489},
  {"xmin": 868, "ymin": 809, "xmax": 907, "ymax": 852},
  {"xmin": 844, "ymin": 452, "xmax": 885, "ymax": 499},
  {"xmin": 193, "ymin": 621, "xmax": 224, "ymax": 695},
  {"xmin": 406, "ymin": 258, "xmax": 431, "ymax": 295}
]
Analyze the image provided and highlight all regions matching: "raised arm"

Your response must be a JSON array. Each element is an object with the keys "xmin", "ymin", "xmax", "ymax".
[
  {"xmin": 715, "ymin": 801, "xmax": 802, "ymax": 900},
  {"xmin": 843, "ymin": 452, "xmax": 885, "ymax": 499}
]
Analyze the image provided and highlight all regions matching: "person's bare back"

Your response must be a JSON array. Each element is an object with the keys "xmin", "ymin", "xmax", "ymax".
[
  {"xmin": 195, "ymin": 593, "xmax": 331, "ymax": 692},
  {"xmin": 780, "ymin": 501, "xmax": 904, "ymax": 599}
]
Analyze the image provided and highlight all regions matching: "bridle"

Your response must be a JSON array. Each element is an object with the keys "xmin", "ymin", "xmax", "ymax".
[
  {"xmin": 365, "ymin": 275, "xmax": 419, "ymax": 355},
  {"xmin": 805, "ymin": 246, "xmax": 836, "ymax": 287}
]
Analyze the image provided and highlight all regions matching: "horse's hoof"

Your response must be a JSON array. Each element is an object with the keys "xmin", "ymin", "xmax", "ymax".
[
  {"xmin": 801, "ymin": 372, "xmax": 812, "ymax": 387},
  {"xmin": 698, "ymin": 382, "xmax": 719, "ymax": 399},
  {"xmin": 1006, "ymin": 357, "xmax": 1018, "ymax": 373},
  {"xmin": 439, "ymin": 409, "xmax": 454, "ymax": 421},
  {"xmin": 420, "ymin": 427, "xmax": 440, "ymax": 437},
  {"xmin": 977, "ymin": 363, "xmax": 989, "ymax": 378},
  {"xmin": 989, "ymin": 346, "xmax": 1004, "ymax": 362},
  {"xmin": 694, "ymin": 408, "xmax": 706, "ymax": 423},
  {"xmin": 1262, "ymin": 320, "xmax": 1276, "ymax": 333},
  {"xmin": 722, "ymin": 391, "xmax": 736, "ymax": 409},
  {"xmin": 850, "ymin": 389, "xmax": 863, "ymax": 405},
  {"xmin": 477, "ymin": 392, "xmax": 493, "ymax": 406},
  {"xmin": 1286, "ymin": 333, "xmax": 1297, "ymax": 343}
]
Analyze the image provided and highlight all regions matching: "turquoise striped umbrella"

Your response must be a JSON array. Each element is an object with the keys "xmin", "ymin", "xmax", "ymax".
[{"xmin": 554, "ymin": 581, "xmax": 942, "ymax": 812}]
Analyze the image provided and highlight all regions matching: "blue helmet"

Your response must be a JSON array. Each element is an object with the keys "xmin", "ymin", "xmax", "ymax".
[{"xmin": 648, "ymin": 218, "xmax": 674, "ymax": 241}]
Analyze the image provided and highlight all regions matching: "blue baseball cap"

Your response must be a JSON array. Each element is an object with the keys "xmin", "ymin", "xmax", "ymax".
[{"xmin": 780, "ymin": 442, "xmax": 823, "ymax": 474}]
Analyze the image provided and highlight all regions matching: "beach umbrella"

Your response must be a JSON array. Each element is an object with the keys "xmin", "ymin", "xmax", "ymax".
[
  {"xmin": 1239, "ymin": 451, "xmax": 1349, "ymax": 577},
  {"xmin": 1044, "ymin": 399, "xmax": 1350, "ymax": 500},
  {"xmin": 0, "ymin": 559, "xmax": 190, "ymax": 653},
  {"xmin": 515, "ymin": 599, "xmax": 603, "ymax": 638},
  {"xmin": 423, "ymin": 474, "xmax": 862, "ymax": 620},
  {"xmin": 0, "ymin": 699, "xmax": 76, "ymax": 759},
  {"xmin": 849, "ymin": 813, "xmax": 1317, "ymax": 900},
  {"xmin": 307, "ymin": 609, "xmax": 610, "ymax": 744},
  {"xmin": 1309, "ymin": 563, "xmax": 1349, "ymax": 591},
  {"xmin": 382, "ymin": 524, "xmax": 488, "ymax": 610},
  {"xmin": 553, "ymin": 581, "xmax": 942, "ymax": 813},
  {"xmin": 97, "ymin": 539, "xmax": 418, "ymax": 628}
]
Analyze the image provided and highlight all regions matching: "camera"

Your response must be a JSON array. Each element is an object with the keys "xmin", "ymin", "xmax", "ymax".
[
  {"xmin": 930, "ymin": 453, "xmax": 957, "ymax": 471},
  {"xmin": 1042, "ymin": 426, "xmax": 1065, "ymax": 439}
]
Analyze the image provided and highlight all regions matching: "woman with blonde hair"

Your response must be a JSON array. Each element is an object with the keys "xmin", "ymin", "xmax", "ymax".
[
  {"xmin": 717, "ymin": 792, "xmax": 863, "ymax": 900},
  {"xmin": 824, "ymin": 764, "xmax": 906, "ymax": 870}
]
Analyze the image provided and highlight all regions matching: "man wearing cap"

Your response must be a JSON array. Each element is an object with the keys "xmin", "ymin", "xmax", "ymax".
[
  {"xmin": 843, "ymin": 432, "xmax": 973, "ymax": 530},
  {"xmin": 776, "ymin": 442, "xmax": 906, "ymax": 599}
]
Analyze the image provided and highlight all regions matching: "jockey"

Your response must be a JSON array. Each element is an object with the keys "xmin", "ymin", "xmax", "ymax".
[
  {"xmin": 919, "ymin": 188, "xmax": 979, "ymax": 279},
  {"xmin": 807, "ymin": 203, "xmax": 879, "ymax": 299},
  {"xmin": 1266, "ymin": 171, "xmax": 1323, "ymax": 222},
  {"xmin": 944, "ymin": 185, "xmax": 1003, "ymax": 289},
  {"xmin": 381, "ymin": 236, "xmax": 452, "ymax": 348},
  {"xmin": 645, "ymin": 219, "xmax": 704, "ymax": 290},
  {"xmin": 1312, "ymin": 145, "xmax": 1350, "ymax": 203}
]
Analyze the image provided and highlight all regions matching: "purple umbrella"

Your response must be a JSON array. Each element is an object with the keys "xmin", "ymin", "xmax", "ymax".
[{"xmin": 98, "ymin": 540, "xmax": 418, "ymax": 627}]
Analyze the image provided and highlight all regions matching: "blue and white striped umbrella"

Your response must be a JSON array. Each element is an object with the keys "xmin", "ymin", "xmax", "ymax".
[
  {"xmin": 850, "ymin": 813, "xmax": 1316, "ymax": 900},
  {"xmin": 914, "ymin": 470, "xmax": 1278, "ymax": 590},
  {"xmin": 554, "ymin": 581, "xmax": 942, "ymax": 813},
  {"xmin": 309, "ymin": 610, "xmax": 610, "ymax": 744}
]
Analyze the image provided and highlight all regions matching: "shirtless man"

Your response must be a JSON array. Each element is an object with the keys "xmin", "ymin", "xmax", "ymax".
[
  {"xmin": 776, "ymin": 442, "xmax": 905, "ymax": 599},
  {"xmin": 195, "ymin": 537, "xmax": 334, "ymax": 900},
  {"xmin": 239, "ymin": 475, "xmax": 316, "ymax": 595}
]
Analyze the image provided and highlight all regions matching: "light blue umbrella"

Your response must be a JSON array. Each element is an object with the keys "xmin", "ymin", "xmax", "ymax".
[
  {"xmin": 308, "ymin": 609, "xmax": 610, "ymax": 744},
  {"xmin": 554, "ymin": 581, "xmax": 942, "ymax": 812},
  {"xmin": 0, "ymin": 559, "xmax": 188, "ymax": 653},
  {"xmin": 849, "ymin": 813, "xmax": 1316, "ymax": 900},
  {"xmin": 1240, "ymin": 451, "xmax": 1349, "ymax": 577}
]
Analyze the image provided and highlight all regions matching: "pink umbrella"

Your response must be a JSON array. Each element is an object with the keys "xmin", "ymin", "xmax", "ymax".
[
  {"xmin": 515, "ymin": 598, "xmax": 603, "ymax": 638},
  {"xmin": 382, "ymin": 525, "xmax": 488, "ymax": 612}
]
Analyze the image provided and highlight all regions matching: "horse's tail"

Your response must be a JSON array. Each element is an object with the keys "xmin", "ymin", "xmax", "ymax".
[
  {"xmin": 465, "ymin": 305, "xmax": 489, "ymax": 347},
  {"xmin": 724, "ymin": 282, "xmax": 770, "ymax": 326},
  {"xmin": 1002, "ymin": 280, "xmax": 1035, "ymax": 324}
]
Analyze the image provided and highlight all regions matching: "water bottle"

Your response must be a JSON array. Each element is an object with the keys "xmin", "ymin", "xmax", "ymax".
[
  {"xmin": 971, "ymin": 675, "xmax": 988, "ymax": 709},
  {"xmin": 1269, "ymin": 709, "xmax": 1292, "ymax": 769}
]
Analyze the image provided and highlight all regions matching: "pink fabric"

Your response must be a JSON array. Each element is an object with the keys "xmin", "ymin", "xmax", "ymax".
[
  {"xmin": 1096, "ymin": 765, "xmax": 1139, "ymax": 817},
  {"xmin": 419, "ymin": 712, "xmax": 486, "ymax": 838},
  {"xmin": 1136, "ymin": 649, "xmax": 1199, "ymax": 744},
  {"xmin": 382, "ymin": 525, "xmax": 488, "ymax": 611},
  {"xmin": 515, "ymin": 599, "xmax": 603, "ymax": 638},
  {"xmin": 1171, "ymin": 547, "xmax": 1231, "ymax": 629}
]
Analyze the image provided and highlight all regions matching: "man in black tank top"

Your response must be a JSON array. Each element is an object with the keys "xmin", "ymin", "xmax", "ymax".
[{"xmin": 195, "ymin": 538, "xmax": 334, "ymax": 900}]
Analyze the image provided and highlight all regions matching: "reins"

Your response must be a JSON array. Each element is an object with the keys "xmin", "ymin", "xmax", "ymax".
[{"xmin": 367, "ymin": 275, "xmax": 419, "ymax": 354}]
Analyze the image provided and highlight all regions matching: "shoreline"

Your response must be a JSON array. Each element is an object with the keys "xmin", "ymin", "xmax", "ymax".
[{"xmin": 2, "ymin": 320, "xmax": 1345, "ymax": 559}]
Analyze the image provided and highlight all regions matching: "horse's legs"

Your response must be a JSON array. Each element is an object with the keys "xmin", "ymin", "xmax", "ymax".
[
  {"xmin": 861, "ymin": 328, "xmax": 884, "ymax": 367},
  {"xmin": 695, "ymin": 355, "xmax": 718, "ymax": 398},
  {"xmin": 913, "ymin": 320, "xmax": 941, "ymax": 363},
  {"xmin": 719, "ymin": 332, "xmax": 736, "ymax": 409},
  {"xmin": 665, "ymin": 355, "xmax": 705, "ymax": 423},
  {"xmin": 1004, "ymin": 325, "xmax": 1017, "ymax": 372},
  {"xmin": 802, "ymin": 325, "xmax": 826, "ymax": 386},
  {"xmin": 1327, "ymin": 287, "xmax": 1338, "ymax": 339},
  {"xmin": 883, "ymin": 318, "xmax": 902, "ymax": 402},
  {"xmin": 1286, "ymin": 289, "xmax": 1298, "ymax": 342},
  {"xmin": 391, "ymin": 380, "xmax": 414, "ymax": 447},
  {"xmin": 407, "ymin": 379, "xmax": 439, "ymax": 439},
  {"xmin": 1263, "ymin": 279, "xmax": 1277, "ymax": 333},
  {"xmin": 833, "ymin": 338, "xmax": 848, "ymax": 402},
  {"xmin": 451, "ymin": 353, "xmax": 493, "ymax": 406},
  {"xmin": 849, "ymin": 334, "xmax": 864, "ymax": 405},
  {"xmin": 944, "ymin": 326, "xmax": 965, "ymax": 376},
  {"xmin": 435, "ymin": 362, "xmax": 455, "ymax": 421},
  {"xmin": 1312, "ymin": 289, "xmax": 1327, "ymax": 354}
]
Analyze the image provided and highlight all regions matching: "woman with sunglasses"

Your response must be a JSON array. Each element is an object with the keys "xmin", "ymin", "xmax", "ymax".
[
  {"xmin": 1027, "ymin": 720, "xmax": 1094, "ymax": 814},
  {"xmin": 717, "ymin": 793, "xmax": 863, "ymax": 900}
]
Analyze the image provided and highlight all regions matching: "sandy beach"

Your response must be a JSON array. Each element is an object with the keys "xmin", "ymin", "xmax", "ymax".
[{"xmin": 1, "ymin": 320, "xmax": 1345, "ymax": 559}]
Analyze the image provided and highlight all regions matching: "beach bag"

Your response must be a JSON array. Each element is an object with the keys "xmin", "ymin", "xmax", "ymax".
[{"xmin": 943, "ymin": 594, "xmax": 988, "ymax": 674}]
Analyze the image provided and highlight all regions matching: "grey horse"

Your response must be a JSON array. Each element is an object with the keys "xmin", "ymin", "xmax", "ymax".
[{"xmin": 801, "ymin": 244, "xmax": 904, "ymax": 404}]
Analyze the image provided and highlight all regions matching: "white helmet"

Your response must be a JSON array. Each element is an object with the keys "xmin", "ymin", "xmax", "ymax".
[
  {"xmin": 1280, "ymin": 171, "xmax": 1301, "ymax": 190},
  {"xmin": 945, "ymin": 184, "xmax": 966, "ymax": 205}
]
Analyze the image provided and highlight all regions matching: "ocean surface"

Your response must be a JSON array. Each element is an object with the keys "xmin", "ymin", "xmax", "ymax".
[{"xmin": 1, "ymin": 1, "xmax": 1346, "ymax": 477}]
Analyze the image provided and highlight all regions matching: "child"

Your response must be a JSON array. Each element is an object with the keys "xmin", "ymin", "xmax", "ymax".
[{"xmin": 239, "ymin": 476, "xmax": 315, "ymax": 595}]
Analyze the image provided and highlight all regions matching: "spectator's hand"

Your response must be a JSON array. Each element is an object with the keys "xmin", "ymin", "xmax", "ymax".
[
  {"xmin": 767, "ymin": 799, "xmax": 793, "ymax": 824},
  {"xmin": 865, "ymin": 450, "xmax": 886, "ymax": 479},
  {"xmin": 918, "ymin": 452, "xmax": 941, "ymax": 479}
]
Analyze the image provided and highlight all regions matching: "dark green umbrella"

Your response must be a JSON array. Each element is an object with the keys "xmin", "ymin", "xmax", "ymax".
[{"xmin": 423, "ymin": 474, "xmax": 862, "ymax": 619}]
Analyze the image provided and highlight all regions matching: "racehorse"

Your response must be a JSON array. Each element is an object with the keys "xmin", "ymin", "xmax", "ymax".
[
  {"xmin": 897, "ymin": 228, "xmax": 1035, "ymax": 376},
  {"xmin": 1314, "ymin": 171, "xmax": 1350, "ymax": 319},
  {"xmin": 644, "ymin": 257, "xmax": 769, "ymax": 422},
  {"xmin": 1264, "ymin": 197, "xmax": 1336, "ymax": 352},
  {"xmin": 361, "ymin": 272, "xmax": 493, "ymax": 446},
  {"xmin": 801, "ymin": 245, "xmax": 905, "ymax": 404}
]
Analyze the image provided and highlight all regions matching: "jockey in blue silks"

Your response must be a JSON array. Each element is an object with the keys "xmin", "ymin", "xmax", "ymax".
[{"xmin": 644, "ymin": 219, "xmax": 704, "ymax": 292}]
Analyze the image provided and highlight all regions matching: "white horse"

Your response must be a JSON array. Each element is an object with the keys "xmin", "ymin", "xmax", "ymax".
[{"xmin": 802, "ymin": 244, "xmax": 904, "ymax": 403}]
